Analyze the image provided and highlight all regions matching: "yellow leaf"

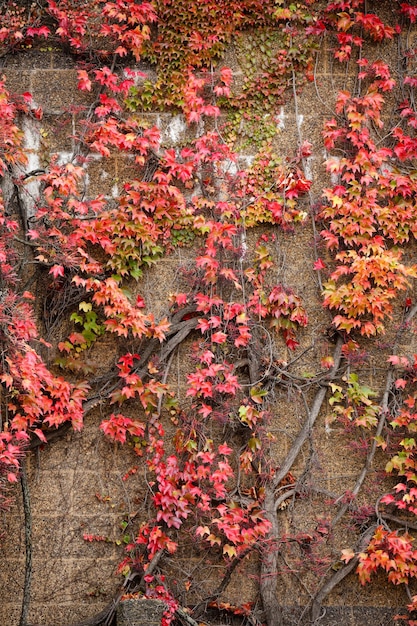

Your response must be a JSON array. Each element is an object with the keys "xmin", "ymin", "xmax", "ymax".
[{"xmin": 223, "ymin": 544, "xmax": 237, "ymax": 558}]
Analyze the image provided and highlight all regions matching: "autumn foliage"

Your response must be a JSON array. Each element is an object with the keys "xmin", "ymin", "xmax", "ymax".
[{"xmin": 1, "ymin": 1, "xmax": 417, "ymax": 625}]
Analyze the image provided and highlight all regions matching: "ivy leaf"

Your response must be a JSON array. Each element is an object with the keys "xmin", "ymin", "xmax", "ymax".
[
  {"xmin": 49, "ymin": 265, "xmax": 65, "ymax": 279},
  {"xmin": 211, "ymin": 331, "xmax": 227, "ymax": 344},
  {"xmin": 223, "ymin": 544, "xmax": 237, "ymax": 558},
  {"xmin": 33, "ymin": 428, "xmax": 47, "ymax": 443},
  {"xmin": 314, "ymin": 258, "xmax": 326, "ymax": 270},
  {"xmin": 341, "ymin": 549, "xmax": 355, "ymax": 563},
  {"xmin": 79, "ymin": 301, "xmax": 93, "ymax": 312}
]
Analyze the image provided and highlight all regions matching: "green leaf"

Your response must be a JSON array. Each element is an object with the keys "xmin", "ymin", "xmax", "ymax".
[{"xmin": 70, "ymin": 313, "xmax": 83, "ymax": 324}]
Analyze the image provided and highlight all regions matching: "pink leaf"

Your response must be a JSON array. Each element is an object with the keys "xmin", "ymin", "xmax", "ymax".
[
  {"xmin": 218, "ymin": 443, "xmax": 233, "ymax": 455},
  {"xmin": 211, "ymin": 331, "xmax": 227, "ymax": 344},
  {"xmin": 380, "ymin": 494, "xmax": 395, "ymax": 504},
  {"xmin": 49, "ymin": 265, "xmax": 65, "ymax": 279},
  {"xmin": 33, "ymin": 428, "xmax": 47, "ymax": 443}
]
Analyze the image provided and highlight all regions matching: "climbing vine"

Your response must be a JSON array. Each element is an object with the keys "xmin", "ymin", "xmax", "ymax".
[{"xmin": 1, "ymin": 1, "xmax": 417, "ymax": 626}]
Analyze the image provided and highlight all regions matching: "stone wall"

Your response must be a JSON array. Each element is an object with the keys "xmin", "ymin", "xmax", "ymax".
[{"xmin": 0, "ymin": 25, "xmax": 415, "ymax": 626}]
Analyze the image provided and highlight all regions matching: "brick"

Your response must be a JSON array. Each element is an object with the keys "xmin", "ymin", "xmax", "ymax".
[{"xmin": 117, "ymin": 599, "xmax": 166, "ymax": 626}]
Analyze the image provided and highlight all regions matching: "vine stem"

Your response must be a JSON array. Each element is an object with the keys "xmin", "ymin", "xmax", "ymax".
[
  {"xmin": 331, "ymin": 299, "xmax": 417, "ymax": 527},
  {"xmin": 309, "ymin": 525, "xmax": 377, "ymax": 624},
  {"xmin": 272, "ymin": 335, "xmax": 344, "ymax": 490},
  {"xmin": 309, "ymin": 304, "xmax": 417, "ymax": 620},
  {"xmin": 175, "ymin": 607, "xmax": 200, "ymax": 626},
  {"xmin": 306, "ymin": 363, "xmax": 395, "ymax": 622},
  {"xmin": 260, "ymin": 336, "xmax": 344, "ymax": 626},
  {"xmin": 192, "ymin": 546, "xmax": 252, "ymax": 618},
  {"xmin": 19, "ymin": 457, "xmax": 32, "ymax": 626},
  {"xmin": 291, "ymin": 63, "xmax": 323, "ymax": 292},
  {"xmin": 26, "ymin": 551, "xmax": 166, "ymax": 626},
  {"xmin": 331, "ymin": 366, "xmax": 394, "ymax": 527},
  {"xmin": 28, "ymin": 316, "xmax": 199, "ymax": 453}
]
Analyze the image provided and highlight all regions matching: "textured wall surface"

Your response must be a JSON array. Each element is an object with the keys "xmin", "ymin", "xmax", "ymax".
[{"xmin": 0, "ymin": 28, "xmax": 415, "ymax": 626}]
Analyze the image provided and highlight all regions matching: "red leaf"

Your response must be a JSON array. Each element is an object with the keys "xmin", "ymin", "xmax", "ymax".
[
  {"xmin": 314, "ymin": 258, "xmax": 326, "ymax": 270},
  {"xmin": 380, "ymin": 494, "xmax": 395, "ymax": 504},
  {"xmin": 77, "ymin": 70, "xmax": 92, "ymax": 92}
]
